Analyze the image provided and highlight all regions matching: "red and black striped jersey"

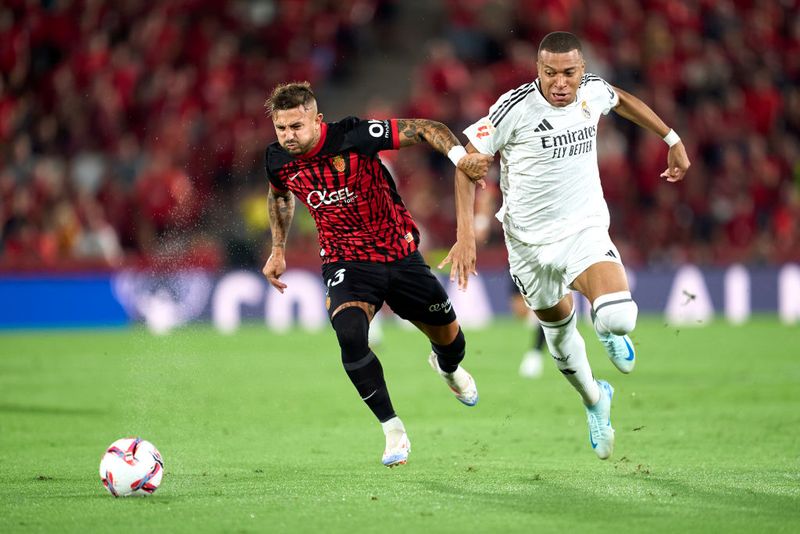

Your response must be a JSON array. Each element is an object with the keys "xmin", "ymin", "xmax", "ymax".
[{"xmin": 265, "ymin": 117, "xmax": 420, "ymax": 264}]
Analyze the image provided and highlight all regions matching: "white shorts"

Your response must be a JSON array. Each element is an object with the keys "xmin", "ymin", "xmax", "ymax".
[{"xmin": 505, "ymin": 226, "xmax": 623, "ymax": 310}]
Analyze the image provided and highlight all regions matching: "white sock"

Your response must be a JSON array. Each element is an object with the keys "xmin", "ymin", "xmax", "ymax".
[
  {"xmin": 381, "ymin": 416, "xmax": 405, "ymax": 435},
  {"xmin": 592, "ymin": 291, "xmax": 637, "ymax": 337},
  {"xmin": 541, "ymin": 309, "xmax": 600, "ymax": 406}
]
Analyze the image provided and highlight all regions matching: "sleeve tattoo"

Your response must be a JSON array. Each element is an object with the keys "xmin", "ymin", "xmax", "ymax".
[
  {"xmin": 396, "ymin": 119, "xmax": 460, "ymax": 155},
  {"xmin": 268, "ymin": 188, "xmax": 295, "ymax": 247}
]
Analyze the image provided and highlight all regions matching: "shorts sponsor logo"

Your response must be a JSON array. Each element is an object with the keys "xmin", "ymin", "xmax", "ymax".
[{"xmin": 429, "ymin": 298, "xmax": 452, "ymax": 314}]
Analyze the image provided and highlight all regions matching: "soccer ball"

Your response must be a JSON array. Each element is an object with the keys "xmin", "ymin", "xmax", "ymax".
[{"xmin": 99, "ymin": 437, "xmax": 164, "ymax": 497}]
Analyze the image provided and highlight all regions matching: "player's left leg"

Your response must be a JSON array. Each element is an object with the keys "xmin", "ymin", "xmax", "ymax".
[
  {"xmin": 331, "ymin": 303, "xmax": 410, "ymax": 467},
  {"xmin": 324, "ymin": 260, "xmax": 412, "ymax": 467},
  {"xmin": 571, "ymin": 252, "xmax": 638, "ymax": 374}
]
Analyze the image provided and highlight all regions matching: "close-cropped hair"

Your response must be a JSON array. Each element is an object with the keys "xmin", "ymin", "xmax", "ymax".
[
  {"xmin": 538, "ymin": 31, "xmax": 583, "ymax": 55},
  {"xmin": 265, "ymin": 82, "xmax": 316, "ymax": 115}
]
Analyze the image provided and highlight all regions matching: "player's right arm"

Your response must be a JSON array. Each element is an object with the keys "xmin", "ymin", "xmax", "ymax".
[
  {"xmin": 395, "ymin": 119, "xmax": 492, "ymax": 184},
  {"xmin": 262, "ymin": 186, "xmax": 295, "ymax": 293},
  {"xmin": 438, "ymin": 142, "xmax": 483, "ymax": 290}
]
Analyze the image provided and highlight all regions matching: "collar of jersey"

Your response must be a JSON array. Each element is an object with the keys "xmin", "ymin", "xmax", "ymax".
[
  {"xmin": 297, "ymin": 122, "xmax": 328, "ymax": 159},
  {"xmin": 534, "ymin": 79, "xmax": 580, "ymax": 110}
]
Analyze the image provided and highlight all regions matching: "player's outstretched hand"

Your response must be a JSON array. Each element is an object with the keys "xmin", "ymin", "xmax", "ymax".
[
  {"xmin": 457, "ymin": 153, "xmax": 492, "ymax": 189},
  {"xmin": 661, "ymin": 142, "xmax": 690, "ymax": 183},
  {"xmin": 438, "ymin": 239, "xmax": 478, "ymax": 291},
  {"xmin": 262, "ymin": 252, "xmax": 288, "ymax": 293}
]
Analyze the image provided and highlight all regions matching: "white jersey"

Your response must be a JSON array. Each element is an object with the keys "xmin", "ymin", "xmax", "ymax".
[{"xmin": 464, "ymin": 73, "xmax": 619, "ymax": 244}]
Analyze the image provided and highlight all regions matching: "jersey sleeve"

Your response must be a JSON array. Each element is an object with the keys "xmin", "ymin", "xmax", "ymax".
[
  {"xmin": 264, "ymin": 149, "xmax": 287, "ymax": 192},
  {"xmin": 584, "ymin": 73, "xmax": 619, "ymax": 115},
  {"xmin": 463, "ymin": 86, "xmax": 527, "ymax": 155},
  {"xmin": 341, "ymin": 116, "xmax": 399, "ymax": 156}
]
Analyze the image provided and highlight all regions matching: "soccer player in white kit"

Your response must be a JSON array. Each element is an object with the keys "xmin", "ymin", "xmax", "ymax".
[{"xmin": 440, "ymin": 31, "xmax": 690, "ymax": 459}]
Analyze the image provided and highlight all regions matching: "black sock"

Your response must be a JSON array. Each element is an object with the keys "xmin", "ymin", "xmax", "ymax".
[
  {"xmin": 343, "ymin": 350, "xmax": 396, "ymax": 422},
  {"xmin": 431, "ymin": 327, "xmax": 466, "ymax": 373},
  {"xmin": 333, "ymin": 307, "xmax": 396, "ymax": 422}
]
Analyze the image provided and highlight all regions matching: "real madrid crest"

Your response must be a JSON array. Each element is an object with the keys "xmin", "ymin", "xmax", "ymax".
[
  {"xmin": 332, "ymin": 155, "xmax": 346, "ymax": 172},
  {"xmin": 581, "ymin": 100, "xmax": 591, "ymax": 119}
]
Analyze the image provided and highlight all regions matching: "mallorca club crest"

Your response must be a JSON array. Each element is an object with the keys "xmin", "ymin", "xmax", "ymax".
[
  {"xmin": 581, "ymin": 100, "xmax": 591, "ymax": 119},
  {"xmin": 332, "ymin": 155, "xmax": 346, "ymax": 172}
]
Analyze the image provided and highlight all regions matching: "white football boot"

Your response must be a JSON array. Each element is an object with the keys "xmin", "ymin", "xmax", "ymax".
[
  {"xmin": 428, "ymin": 352, "xmax": 479, "ymax": 406},
  {"xmin": 585, "ymin": 379, "xmax": 615, "ymax": 460},
  {"xmin": 381, "ymin": 417, "xmax": 410, "ymax": 468},
  {"xmin": 598, "ymin": 333, "xmax": 636, "ymax": 374}
]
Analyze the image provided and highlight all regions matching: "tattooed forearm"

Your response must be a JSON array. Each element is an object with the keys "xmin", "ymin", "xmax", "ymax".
[
  {"xmin": 397, "ymin": 119, "xmax": 460, "ymax": 155},
  {"xmin": 268, "ymin": 188, "xmax": 295, "ymax": 248}
]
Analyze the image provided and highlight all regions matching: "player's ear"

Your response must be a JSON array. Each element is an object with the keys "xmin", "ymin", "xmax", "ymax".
[{"xmin": 315, "ymin": 113, "xmax": 323, "ymax": 125}]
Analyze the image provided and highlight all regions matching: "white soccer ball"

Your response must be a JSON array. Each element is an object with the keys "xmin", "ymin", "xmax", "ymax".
[{"xmin": 99, "ymin": 437, "xmax": 164, "ymax": 497}]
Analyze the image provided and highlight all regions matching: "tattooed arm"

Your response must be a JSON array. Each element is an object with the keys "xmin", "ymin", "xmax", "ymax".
[
  {"xmin": 262, "ymin": 187, "xmax": 295, "ymax": 293},
  {"xmin": 396, "ymin": 119, "xmax": 492, "ymax": 182}
]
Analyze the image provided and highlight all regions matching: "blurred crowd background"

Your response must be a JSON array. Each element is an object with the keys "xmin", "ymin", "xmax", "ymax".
[{"xmin": 1, "ymin": 0, "xmax": 799, "ymax": 272}]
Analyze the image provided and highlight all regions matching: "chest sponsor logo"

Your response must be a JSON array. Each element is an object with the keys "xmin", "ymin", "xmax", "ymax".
[
  {"xmin": 307, "ymin": 186, "xmax": 357, "ymax": 209},
  {"xmin": 540, "ymin": 124, "xmax": 597, "ymax": 160}
]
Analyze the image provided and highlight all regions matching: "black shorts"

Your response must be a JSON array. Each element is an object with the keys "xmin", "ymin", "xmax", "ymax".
[{"xmin": 321, "ymin": 251, "xmax": 456, "ymax": 326}]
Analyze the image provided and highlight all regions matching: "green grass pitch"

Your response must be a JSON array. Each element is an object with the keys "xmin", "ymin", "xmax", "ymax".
[{"xmin": 1, "ymin": 317, "xmax": 798, "ymax": 533}]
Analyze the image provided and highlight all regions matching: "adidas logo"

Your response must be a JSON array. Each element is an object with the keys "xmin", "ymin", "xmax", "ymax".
[
  {"xmin": 605, "ymin": 249, "xmax": 617, "ymax": 258},
  {"xmin": 533, "ymin": 119, "xmax": 554, "ymax": 132}
]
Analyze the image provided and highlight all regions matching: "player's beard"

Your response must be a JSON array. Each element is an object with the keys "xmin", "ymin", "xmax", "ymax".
[
  {"xmin": 283, "ymin": 140, "xmax": 310, "ymax": 155},
  {"xmin": 283, "ymin": 134, "xmax": 318, "ymax": 155},
  {"xmin": 283, "ymin": 142, "xmax": 302, "ymax": 154}
]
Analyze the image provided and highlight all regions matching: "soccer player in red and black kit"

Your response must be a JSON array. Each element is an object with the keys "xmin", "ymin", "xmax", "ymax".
[{"xmin": 262, "ymin": 82, "xmax": 493, "ymax": 467}]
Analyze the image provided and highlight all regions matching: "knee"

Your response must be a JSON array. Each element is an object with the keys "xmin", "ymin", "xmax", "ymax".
[
  {"xmin": 332, "ymin": 307, "xmax": 370, "ymax": 360},
  {"xmin": 594, "ymin": 297, "xmax": 638, "ymax": 335}
]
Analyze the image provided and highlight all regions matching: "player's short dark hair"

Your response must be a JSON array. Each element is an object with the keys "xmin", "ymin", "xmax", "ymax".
[
  {"xmin": 538, "ymin": 31, "xmax": 583, "ymax": 56},
  {"xmin": 266, "ymin": 82, "xmax": 316, "ymax": 116}
]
